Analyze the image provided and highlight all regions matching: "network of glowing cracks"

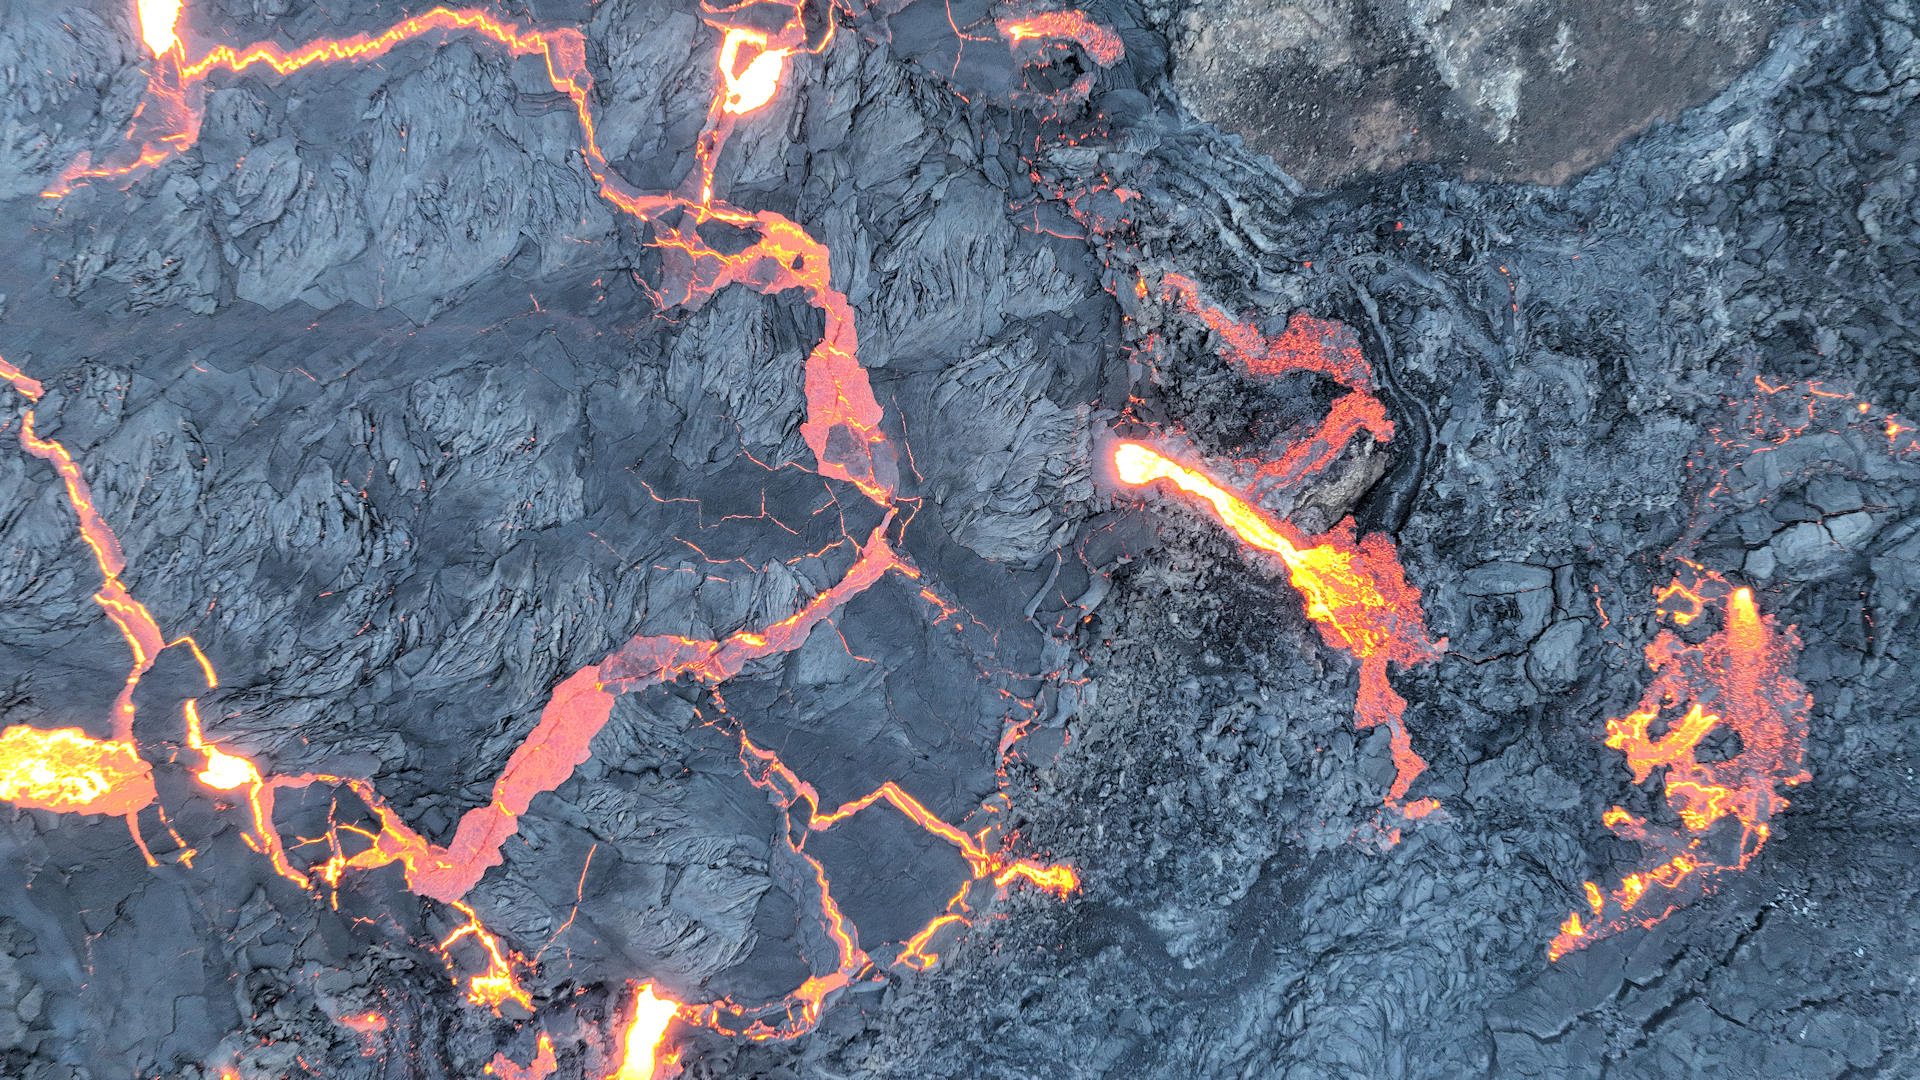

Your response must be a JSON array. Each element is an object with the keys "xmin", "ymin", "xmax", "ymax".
[
  {"xmin": 0, "ymin": 0, "xmax": 1883, "ymax": 1074},
  {"xmin": 6, "ymin": 0, "xmax": 1105, "ymax": 1074}
]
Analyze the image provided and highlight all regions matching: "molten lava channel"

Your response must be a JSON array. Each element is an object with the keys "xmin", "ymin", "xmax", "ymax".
[
  {"xmin": 1112, "ymin": 443, "xmax": 1442, "ymax": 811},
  {"xmin": 609, "ymin": 985, "xmax": 682, "ymax": 1080},
  {"xmin": 5, "ymin": 0, "xmax": 1112, "ymax": 1070},
  {"xmin": 1549, "ymin": 570, "xmax": 1809, "ymax": 960},
  {"xmin": 1109, "ymin": 283, "xmax": 1440, "ymax": 814},
  {"xmin": 1156, "ymin": 273, "xmax": 1374, "ymax": 391}
]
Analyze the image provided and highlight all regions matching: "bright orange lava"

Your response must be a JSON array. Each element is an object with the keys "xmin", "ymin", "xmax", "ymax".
[
  {"xmin": 442, "ymin": 900, "xmax": 535, "ymax": 1013},
  {"xmin": 0, "ymin": 725, "xmax": 154, "ymax": 817},
  {"xmin": 1236, "ymin": 392, "xmax": 1393, "ymax": 495},
  {"xmin": 1549, "ymin": 571, "xmax": 1809, "ymax": 960},
  {"xmin": 997, "ymin": 10, "xmax": 1124, "ymax": 66},
  {"xmin": 0, "ymin": 357, "xmax": 43, "ymax": 398},
  {"xmin": 11, "ymin": 0, "xmax": 1093, "ymax": 1058},
  {"xmin": 1157, "ymin": 273, "xmax": 1373, "ymax": 391},
  {"xmin": 718, "ymin": 28, "xmax": 792, "ymax": 115},
  {"xmin": 609, "ymin": 985, "xmax": 680, "ymax": 1080},
  {"xmin": 664, "ymin": 734, "xmax": 1080, "ymax": 1038},
  {"xmin": 1112, "ymin": 441, "xmax": 1441, "ymax": 807},
  {"xmin": 486, "ymin": 1033, "xmax": 557, "ymax": 1080},
  {"xmin": 1114, "ymin": 277, "xmax": 1438, "ymax": 812},
  {"xmin": 137, "ymin": 0, "xmax": 182, "ymax": 56}
]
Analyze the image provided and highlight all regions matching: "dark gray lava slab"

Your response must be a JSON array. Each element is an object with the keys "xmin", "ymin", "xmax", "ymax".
[{"xmin": 1171, "ymin": 0, "xmax": 1783, "ymax": 187}]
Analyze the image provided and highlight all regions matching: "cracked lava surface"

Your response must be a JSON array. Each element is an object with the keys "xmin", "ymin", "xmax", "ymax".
[
  {"xmin": 3, "ymin": 0, "xmax": 1911, "ymax": 1075},
  {"xmin": 2, "ymin": 0, "xmax": 1098, "ymax": 1073}
]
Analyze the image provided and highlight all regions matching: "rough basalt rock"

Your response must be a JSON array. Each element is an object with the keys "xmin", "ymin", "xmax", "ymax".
[
  {"xmin": 1171, "ymin": 0, "xmax": 1783, "ymax": 187},
  {"xmin": 1, "ymin": 0, "xmax": 1917, "ymax": 1078}
]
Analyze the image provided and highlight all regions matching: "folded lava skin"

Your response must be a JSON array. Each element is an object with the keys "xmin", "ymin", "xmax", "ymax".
[{"xmin": 0, "ymin": 0, "xmax": 1916, "ymax": 1078}]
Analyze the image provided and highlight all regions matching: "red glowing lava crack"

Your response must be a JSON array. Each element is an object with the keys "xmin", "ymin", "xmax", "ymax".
[{"xmin": 5, "ymin": 1, "xmax": 1109, "ymax": 1074}]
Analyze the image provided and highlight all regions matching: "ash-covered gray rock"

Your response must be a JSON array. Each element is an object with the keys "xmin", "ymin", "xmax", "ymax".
[
  {"xmin": 1168, "ymin": 0, "xmax": 1782, "ymax": 188},
  {"xmin": 2, "ymin": 0, "xmax": 1919, "ymax": 1078}
]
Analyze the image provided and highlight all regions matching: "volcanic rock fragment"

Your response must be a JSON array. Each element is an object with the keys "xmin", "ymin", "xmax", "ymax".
[{"xmin": 1171, "ymin": 0, "xmax": 1783, "ymax": 186}]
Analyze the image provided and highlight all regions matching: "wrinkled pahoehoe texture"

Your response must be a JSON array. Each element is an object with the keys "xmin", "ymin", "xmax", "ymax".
[{"xmin": 2, "ymin": 0, "xmax": 1919, "ymax": 1078}]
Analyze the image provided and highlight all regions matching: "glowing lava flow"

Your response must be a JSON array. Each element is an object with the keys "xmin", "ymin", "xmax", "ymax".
[
  {"xmin": 226, "ymin": 521, "xmax": 914, "ymax": 915},
  {"xmin": 47, "ymin": 5, "xmax": 811, "ymax": 232},
  {"xmin": 1549, "ymin": 570, "xmax": 1809, "ymax": 960},
  {"xmin": 137, "ymin": 0, "xmax": 182, "ymax": 56},
  {"xmin": 16, "ymin": 0, "xmax": 1083, "ymax": 1056},
  {"xmin": 485, "ymin": 1034, "xmax": 557, "ymax": 1080},
  {"xmin": 1153, "ymin": 273, "xmax": 1394, "ymax": 495},
  {"xmin": 717, "ymin": 27, "xmax": 793, "ymax": 115},
  {"xmin": 0, "ymin": 725, "xmax": 154, "ymax": 816},
  {"xmin": 1112, "ymin": 442, "xmax": 1442, "ymax": 810},
  {"xmin": 608, "ymin": 985, "xmax": 681, "ymax": 1080},
  {"xmin": 1157, "ymin": 273, "xmax": 1372, "ymax": 391},
  {"xmin": 1112, "ymin": 276, "xmax": 1439, "ymax": 812}
]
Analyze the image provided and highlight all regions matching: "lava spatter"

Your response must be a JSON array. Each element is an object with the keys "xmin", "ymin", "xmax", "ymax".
[
  {"xmin": 998, "ymin": 10, "xmax": 1123, "ymax": 66},
  {"xmin": 1111, "ymin": 442, "xmax": 1443, "ymax": 810},
  {"xmin": 1549, "ymin": 569, "xmax": 1809, "ymax": 960}
]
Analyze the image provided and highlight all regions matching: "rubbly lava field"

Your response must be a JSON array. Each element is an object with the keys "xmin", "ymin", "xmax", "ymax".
[{"xmin": 0, "ymin": 0, "xmax": 1917, "ymax": 1077}]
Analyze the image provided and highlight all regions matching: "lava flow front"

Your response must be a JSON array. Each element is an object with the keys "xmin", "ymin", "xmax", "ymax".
[
  {"xmin": 1549, "ymin": 569, "xmax": 1810, "ymax": 960},
  {"xmin": 1109, "ymin": 279, "xmax": 1440, "ymax": 813},
  {"xmin": 609, "ymin": 985, "xmax": 681, "ymax": 1080},
  {"xmin": 1112, "ymin": 443, "xmax": 1443, "ymax": 812},
  {"xmin": 8, "ymin": 0, "xmax": 1098, "ymax": 1070}
]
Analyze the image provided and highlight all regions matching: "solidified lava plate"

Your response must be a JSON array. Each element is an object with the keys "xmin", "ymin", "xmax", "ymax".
[{"xmin": 1, "ymin": 0, "xmax": 1919, "ymax": 1078}]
